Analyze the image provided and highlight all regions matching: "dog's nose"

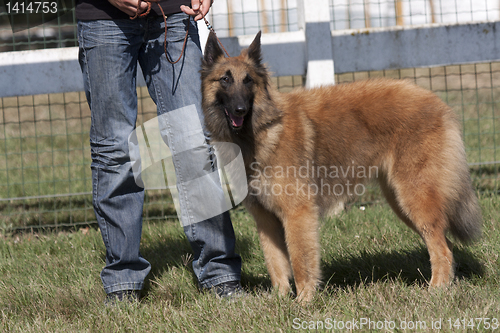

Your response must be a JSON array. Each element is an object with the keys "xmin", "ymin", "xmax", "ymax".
[{"xmin": 235, "ymin": 105, "xmax": 247, "ymax": 116}]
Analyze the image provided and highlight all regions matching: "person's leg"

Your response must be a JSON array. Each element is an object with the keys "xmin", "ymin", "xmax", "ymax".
[
  {"xmin": 138, "ymin": 14, "xmax": 242, "ymax": 289},
  {"xmin": 78, "ymin": 19, "xmax": 151, "ymax": 295}
]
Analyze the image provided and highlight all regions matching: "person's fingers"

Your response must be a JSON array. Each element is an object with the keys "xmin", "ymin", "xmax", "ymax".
[
  {"xmin": 180, "ymin": 0, "xmax": 211, "ymax": 21},
  {"xmin": 180, "ymin": 5, "xmax": 197, "ymax": 17},
  {"xmin": 137, "ymin": 1, "xmax": 150, "ymax": 14},
  {"xmin": 191, "ymin": 0, "xmax": 200, "ymax": 11},
  {"xmin": 199, "ymin": 0, "xmax": 211, "ymax": 17},
  {"xmin": 108, "ymin": 0, "xmax": 151, "ymax": 16}
]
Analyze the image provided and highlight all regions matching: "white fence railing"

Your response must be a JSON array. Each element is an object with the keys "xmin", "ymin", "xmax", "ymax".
[{"xmin": 1, "ymin": 0, "xmax": 500, "ymax": 96}]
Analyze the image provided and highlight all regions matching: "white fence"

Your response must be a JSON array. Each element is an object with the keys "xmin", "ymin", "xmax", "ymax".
[{"xmin": 1, "ymin": 0, "xmax": 500, "ymax": 94}]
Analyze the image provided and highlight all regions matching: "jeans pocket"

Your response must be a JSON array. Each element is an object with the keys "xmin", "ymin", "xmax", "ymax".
[
  {"xmin": 78, "ymin": 20, "xmax": 140, "ymax": 48},
  {"xmin": 164, "ymin": 13, "xmax": 197, "ymax": 42}
]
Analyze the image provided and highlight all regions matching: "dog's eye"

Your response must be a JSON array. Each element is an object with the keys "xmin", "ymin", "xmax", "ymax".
[
  {"xmin": 243, "ymin": 75, "xmax": 253, "ymax": 85},
  {"xmin": 220, "ymin": 76, "xmax": 230, "ymax": 84}
]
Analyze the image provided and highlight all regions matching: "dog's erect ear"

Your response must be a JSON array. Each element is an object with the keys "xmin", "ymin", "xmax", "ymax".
[
  {"xmin": 204, "ymin": 31, "xmax": 225, "ymax": 67},
  {"xmin": 246, "ymin": 31, "xmax": 262, "ymax": 66}
]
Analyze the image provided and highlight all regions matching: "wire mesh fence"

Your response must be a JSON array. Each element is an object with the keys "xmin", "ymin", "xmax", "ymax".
[
  {"xmin": 336, "ymin": 63, "xmax": 500, "ymax": 197},
  {"xmin": 2, "ymin": 0, "xmax": 499, "ymax": 51},
  {"xmin": 0, "ymin": 0, "xmax": 77, "ymax": 52},
  {"xmin": 0, "ymin": 88, "xmax": 180, "ymax": 231},
  {"xmin": 330, "ymin": 0, "xmax": 500, "ymax": 30},
  {"xmin": 1, "ymin": 1, "xmax": 500, "ymax": 231}
]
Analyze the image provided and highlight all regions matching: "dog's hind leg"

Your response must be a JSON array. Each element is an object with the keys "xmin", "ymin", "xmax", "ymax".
[
  {"xmin": 246, "ymin": 201, "xmax": 293, "ymax": 296},
  {"xmin": 379, "ymin": 174, "xmax": 419, "ymax": 233},
  {"xmin": 408, "ymin": 207, "xmax": 454, "ymax": 287},
  {"xmin": 281, "ymin": 203, "xmax": 320, "ymax": 303},
  {"xmin": 421, "ymin": 224, "xmax": 454, "ymax": 287},
  {"xmin": 380, "ymin": 175, "xmax": 454, "ymax": 286}
]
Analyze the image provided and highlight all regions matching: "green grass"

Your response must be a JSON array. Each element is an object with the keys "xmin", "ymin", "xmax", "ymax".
[{"xmin": 1, "ymin": 194, "xmax": 499, "ymax": 332}]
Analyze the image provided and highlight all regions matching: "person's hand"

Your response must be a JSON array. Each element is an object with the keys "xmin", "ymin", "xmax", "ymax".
[
  {"xmin": 180, "ymin": 0, "xmax": 212, "ymax": 21},
  {"xmin": 108, "ymin": 0, "xmax": 152, "ymax": 17}
]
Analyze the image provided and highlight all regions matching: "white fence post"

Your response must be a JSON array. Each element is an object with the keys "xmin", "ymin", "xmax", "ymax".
[{"xmin": 297, "ymin": 0, "xmax": 335, "ymax": 87}]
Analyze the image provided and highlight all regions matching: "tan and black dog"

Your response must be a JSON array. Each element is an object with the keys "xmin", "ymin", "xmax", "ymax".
[{"xmin": 201, "ymin": 31, "xmax": 481, "ymax": 302}]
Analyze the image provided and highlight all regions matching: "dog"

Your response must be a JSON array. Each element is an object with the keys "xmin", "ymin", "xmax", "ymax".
[{"xmin": 201, "ymin": 31, "xmax": 482, "ymax": 302}]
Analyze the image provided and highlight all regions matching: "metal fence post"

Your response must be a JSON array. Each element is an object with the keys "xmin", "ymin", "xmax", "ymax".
[{"xmin": 297, "ymin": 0, "xmax": 335, "ymax": 87}]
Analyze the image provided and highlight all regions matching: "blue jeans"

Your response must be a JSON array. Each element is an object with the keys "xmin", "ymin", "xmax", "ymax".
[{"xmin": 77, "ymin": 13, "xmax": 241, "ymax": 294}]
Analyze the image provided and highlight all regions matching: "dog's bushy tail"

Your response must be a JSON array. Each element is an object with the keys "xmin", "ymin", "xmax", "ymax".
[
  {"xmin": 447, "ymin": 176, "xmax": 482, "ymax": 243},
  {"xmin": 444, "ymin": 123, "xmax": 482, "ymax": 243}
]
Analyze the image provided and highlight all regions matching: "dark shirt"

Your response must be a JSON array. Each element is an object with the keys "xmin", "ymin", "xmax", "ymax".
[{"xmin": 75, "ymin": 0, "xmax": 191, "ymax": 20}]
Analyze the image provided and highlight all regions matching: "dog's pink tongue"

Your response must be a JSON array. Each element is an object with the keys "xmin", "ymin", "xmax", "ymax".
[{"xmin": 230, "ymin": 113, "xmax": 244, "ymax": 127}]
